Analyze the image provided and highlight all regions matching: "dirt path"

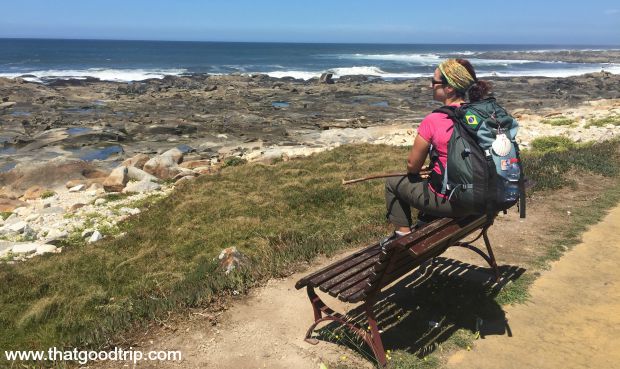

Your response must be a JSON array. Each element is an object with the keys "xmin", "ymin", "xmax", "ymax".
[
  {"xmin": 91, "ymin": 251, "xmax": 374, "ymax": 369},
  {"xmin": 88, "ymin": 201, "xmax": 620, "ymax": 369},
  {"xmin": 447, "ymin": 205, "xmax": 620, "ymax": 369}
]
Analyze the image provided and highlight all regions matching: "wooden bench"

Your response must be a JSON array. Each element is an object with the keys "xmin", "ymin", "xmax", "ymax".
[{"xmin": 295, "ymin": 215, "xmax": 499, "ymax": 367}]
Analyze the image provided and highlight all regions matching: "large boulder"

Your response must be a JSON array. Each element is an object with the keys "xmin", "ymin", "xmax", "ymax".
[
  {"xmin": 126, "ymin": 166, "xmax": 159, "ymax": 182},
  {"xmin": 10, "ymin": 242, "xmax": 39, "ymax": 254},
  {"xmin": 121, "ymin": 153, "xmax": 150, "ymax": 169},
  {"xmin": 123, "ymin": 179, "xmax": 161, "ymax": 194},
  {"xmin": 143, "ymin": 155, "xmax": 182, "ymax": 180},
  {"xmin": 0, "ymin": 197, "xmax": 27, "ymax": 212},
  {"xmin": 161, "ymin": 148, "xmax": 184, "ymax": 164},
  {"xmin": 103, "ymin": 166, "xmax": 129, "ymax": 192},
  {"xmin": 21, "ymin": 185, "xmax": 51, "ymax": 200},
  {"xmin": 180, "ymin": 160, "xmax": 212, "ymax": 169},
  {"xmin": 172, "ymin": 168, "xmax": 198, "ymax": 181},
  {"xmin": 81, "ymin": 168, "xmax": 109, "ymax": 179},
  {"xmin": 0, "ymin": 160, "xmax": 102, "ymax": 193},
  {"xmin": 65, "ymin": 177, "xmax": 106, "ymax": 189}
]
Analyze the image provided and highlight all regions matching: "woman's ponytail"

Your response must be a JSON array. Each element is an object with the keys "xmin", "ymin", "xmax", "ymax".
[
  {"xmin": 467, "ymin": 79, "xmax": 491, "ymax": 102},
  {"xmin": 455, "ymin": 58, "xmax": 491, "ymax": 102}
]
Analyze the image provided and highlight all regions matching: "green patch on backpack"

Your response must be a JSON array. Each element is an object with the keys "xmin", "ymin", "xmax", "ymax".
[{"xmin": 465, "ymin": 112, "xmax": 480, "ymax": 127}]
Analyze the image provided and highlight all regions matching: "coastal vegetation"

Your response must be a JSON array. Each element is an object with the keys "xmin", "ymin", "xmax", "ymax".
[
  {"xmin": 40, "ymin": 190, "xmax": 56, "ymax": 199},
  {"xmin": 540, "ymin": 116, "xmax": 575, "ymax": 126},
  {"xmin": 1, "ymin": 138, "xmax": 619, "ymax": 368},
  {"xmin": 586, "ymin": 114, "xmax": 620, "ymax": 128},
  {"xmin": 529, "ymin": 135, "xmax": 576, "ymax": 154}
]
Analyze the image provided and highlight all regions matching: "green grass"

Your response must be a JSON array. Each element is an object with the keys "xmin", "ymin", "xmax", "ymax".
[
  {"xmin": 494, "ymin": 273, "xmax": 535, "ymax": 305},
  {"xmin": 529, "ymin": 135, "xmax": 575, "ymax": 154},
  {"xmin": 40, "ymin": 190, "xmax": 56, "ymax": 199},
  {"xmin": 124, "ymin": 193, "xmax": 166, "ymax": 209},
  {"xmin": 1, "ymin": 139, "xmax": 619, "ymax": 368},
  {"xmin": 103, "ymin": 192, "xmax": 131, "ymax": 202},
  {"xmin": 586, "ymin": 114, "xmax": 620, "ymax": 127},
  {"xmin": 526, "ymin": 137, "xmax": 618, "ymax": 190},
  {"xmin": 537, "ymin": 181, "xmax": 620, "ymax": 266},
  {"xmin": 0, "ymin": 212, "xmax": 11, "ymax": 220},
  {"xmin": 540, "ymin": 116, "xmax": 575, "ymax": 126},
  {"xmin": 0, "ymin": 145, "xmax": 400, "ymax": 361},
  {"xmin": 390, "ymin": 352, "xmax": 440, "ymax": 369},
  {"xmin": 222, "ymin": 156, "xmax": 247, "ymax": 168}
]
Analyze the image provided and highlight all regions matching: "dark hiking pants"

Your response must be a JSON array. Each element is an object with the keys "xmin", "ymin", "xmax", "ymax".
[{"xmin": 385, "ymin": 174, "xmax": 470, "ymax": 227}]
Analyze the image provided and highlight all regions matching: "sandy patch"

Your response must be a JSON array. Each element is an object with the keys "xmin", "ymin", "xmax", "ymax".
[{"xmin": 446, "ymin": 205, "xmax": 620, "ymax": 369}]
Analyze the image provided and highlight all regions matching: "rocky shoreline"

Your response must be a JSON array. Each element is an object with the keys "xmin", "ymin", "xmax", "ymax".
[
  {"xmin": 470, "ymin": 49, "xmax": 620, "ymax": 64},
  {"xmin": 1, "ymin": 70, "xmax": 619, "ymax": 262}
]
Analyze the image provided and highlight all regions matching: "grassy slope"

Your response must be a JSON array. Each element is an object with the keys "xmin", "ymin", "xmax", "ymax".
[
  {"xmin": 2, "ymin": 144, "xmax": 401, "ymax": 353},
  {"xmin": 1, "ymin": 138, "xmax": 619, "ymax": 366}
]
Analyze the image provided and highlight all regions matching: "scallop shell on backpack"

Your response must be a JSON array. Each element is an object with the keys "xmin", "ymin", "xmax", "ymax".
[{"xmin": 492, "ymin": 133, "xmax": 512, "ymax": 156}]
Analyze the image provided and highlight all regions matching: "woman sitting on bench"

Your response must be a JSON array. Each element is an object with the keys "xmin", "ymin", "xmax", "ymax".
[{"xmin": 384, "ymin": 59, "xmax": 491, "ymax": 242}]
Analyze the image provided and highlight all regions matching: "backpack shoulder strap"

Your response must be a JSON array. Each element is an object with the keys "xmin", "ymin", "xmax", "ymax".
[{"xmin": 432, "ymin": 106, "xmax": 458, "ymax": 119}]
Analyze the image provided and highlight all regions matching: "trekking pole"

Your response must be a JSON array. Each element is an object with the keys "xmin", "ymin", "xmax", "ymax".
[{"xmin": 342, "ymin": 172, "xmax": 407, "ymax": 185}]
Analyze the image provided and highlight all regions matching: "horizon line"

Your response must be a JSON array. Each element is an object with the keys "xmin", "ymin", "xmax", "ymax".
[{"xmin": 1, "ymin": 36, "xmax": 619, "ymax": 47}]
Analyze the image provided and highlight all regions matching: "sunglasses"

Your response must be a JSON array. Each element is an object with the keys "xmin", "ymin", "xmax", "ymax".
[{"xmin": 431, "ymin": 78, "xmax": 445, "ymax": 86}]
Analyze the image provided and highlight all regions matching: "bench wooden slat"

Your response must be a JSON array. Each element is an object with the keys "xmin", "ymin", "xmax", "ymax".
[
  {"xmin": 369, "ymin": 221, "xmax": 465, "ymax": 283},
  {"xmin": 336, "ymin": 278, "xmax": 371, "ymax": 302},
  {"xmin": 306, "ymin": 247, "xmax": 383, "ymax": 288},
  {"xmin": 326, "ymin": 267, "xmax": 377, "ymax": 297},
  {"xmin": 295, "ymin": 243, "xmax": 382, "ymax": 289},
  {"xmin": 408, "ymin": 215, "xmax": 486, "ymax": 257},
  {"xmin": 386, "ymin": 217, "xmax": 454, "ymax": 251},
  {"xmin": 319, "ymin": 252, "xmax": 382, "ymax": 291}
]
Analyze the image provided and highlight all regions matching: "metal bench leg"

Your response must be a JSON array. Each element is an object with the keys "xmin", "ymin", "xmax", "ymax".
[
  {"xmin": 364, "ymin": 300, "xmax": 388, "ymax": 367},
  {"xmin": 482, "ymin": 228, "xmax": 500, "ymax": 281},
  {"xmin": 451, "ymin": 226, "xmax": 500, "ymax": 282},
  {"xmin": 304, "ymin": 287, "xmax": 324, "ymax": 344},
  {"xmin": 304, "ymin": 287, "xmax": 368, "ymax": 344},
  {"xmin": 303, "ymin": 288, "xmax": 389, "ymax": 367}
]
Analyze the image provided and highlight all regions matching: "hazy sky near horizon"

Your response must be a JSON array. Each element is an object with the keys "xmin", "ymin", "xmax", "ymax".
[{"xmin": 1, "ymin": 0, "xmax": 619, "ymax": 44}]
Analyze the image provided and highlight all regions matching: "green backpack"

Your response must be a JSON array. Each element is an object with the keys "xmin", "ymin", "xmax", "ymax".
[{"xmin": 429, "ymin": 97, "xmax": 526, "ymax": 219}]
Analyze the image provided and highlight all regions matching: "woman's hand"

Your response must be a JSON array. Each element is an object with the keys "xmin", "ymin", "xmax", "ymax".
[{"xmin": 419, "ymin": 165, "xmax": 432, "ymax": 179}]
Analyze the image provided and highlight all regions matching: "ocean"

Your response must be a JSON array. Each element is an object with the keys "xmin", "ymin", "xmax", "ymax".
[{"xmin": 1, "ymin": 38, "xmax": 619, "ymax": 83}]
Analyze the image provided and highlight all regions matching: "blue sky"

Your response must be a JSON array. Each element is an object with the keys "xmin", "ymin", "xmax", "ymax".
[{"xmin": 1, "ymin": 0, "xmax": 619, "ymax": 44}]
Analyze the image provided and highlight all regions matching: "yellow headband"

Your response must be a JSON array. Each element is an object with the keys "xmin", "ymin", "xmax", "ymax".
[{"xmin": 438, "ymin": 59, "xmax": 475, "ymax": 92}]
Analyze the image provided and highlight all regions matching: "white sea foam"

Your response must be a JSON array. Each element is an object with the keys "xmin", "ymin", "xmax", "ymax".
[
  {"xmin": 448, "ymin": 51, "xmax": 476, "ymax": 56},
  {"xmin": 330, "ymin": 66, "xmax": 425, "ymax": 79},
  {"xmin": 265, "ymin": 70, "xmax": 322, "ymax": 80},
  {"xmin": 338, "ymin": 53, "xmax": 538, "ymax": 65},
  {"xmin": 464, "ymin": 58, "xmax": 536, "ymax": 65},
  {"xmin": 0, "ymin": 68, "xmax": 187, "ymax": 83},
  {"xmin": 479, "ymin": 63, "xmax": 620, "ymax": 78},
  {"xmin": 4, "ymin": 62, "xmax": 618, "ymax": 84},
  {"xmin": 266, "ymin": 66, "xmax": 424, "ymax": 80},
  {"xmin": 494, "ymin": 48, "xmax": 620, "ymax": 53},
  {"xmin": 341, "ymin": 53, "xmax": 442, "ymax": 64},
  {"xmin": 265, "ymin": 62, "xmax": 620, "ymax": 80}
]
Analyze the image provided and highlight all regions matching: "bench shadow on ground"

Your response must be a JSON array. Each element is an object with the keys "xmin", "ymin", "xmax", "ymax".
[{"xmin": 315, "ymin": 257, "xmax": 526, "ymax": 363}]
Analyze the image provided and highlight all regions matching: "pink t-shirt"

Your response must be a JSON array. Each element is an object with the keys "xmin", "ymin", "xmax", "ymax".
[
  {"xmin": 417, "ymin": 105, "xmax": 460, "ymax": 196},
  {"xmin": 417, "ymin": 111, "xmax": 456, "ymax": 175}
]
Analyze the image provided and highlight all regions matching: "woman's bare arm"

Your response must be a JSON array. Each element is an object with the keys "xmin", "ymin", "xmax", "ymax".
[{"xmin": 407, "ymin": 134, "xmax": 431, "ymax": 174}]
